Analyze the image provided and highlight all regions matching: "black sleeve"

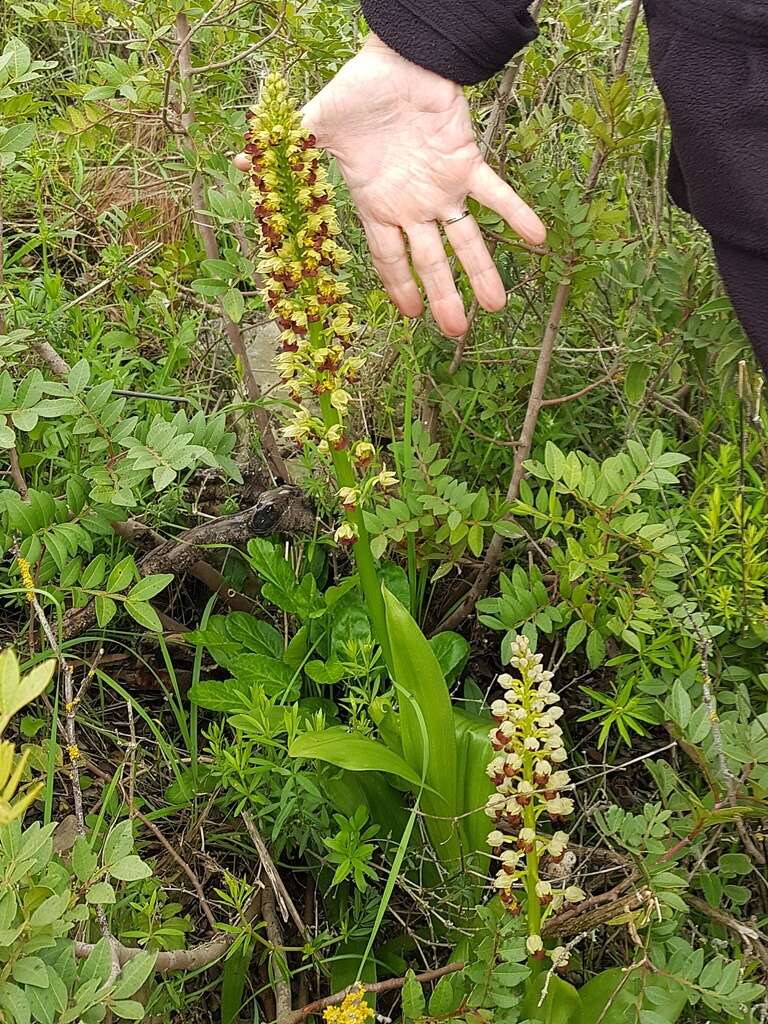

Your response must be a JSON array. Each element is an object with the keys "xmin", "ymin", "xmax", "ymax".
[
  {"xmin": 644, "ymin": 0, "xmax": 768, "ymax": 370},
  {"xmin": 360, "ymin": 0, "xmax": 538, "ymax": 85}
]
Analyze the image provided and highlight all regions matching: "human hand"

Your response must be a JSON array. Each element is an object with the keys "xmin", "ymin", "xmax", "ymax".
[{"xmin": 235, "ymin": 34, "xmax": 546, "ymax": 337}]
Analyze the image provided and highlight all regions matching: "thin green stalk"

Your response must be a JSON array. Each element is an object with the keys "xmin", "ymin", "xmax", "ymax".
[
  {"xmin": 189, "ymin": 594, "xmax": 217, "ymax": 789},
  {"xmin": 403, "ymin": 368, "xmax": 418, "ymax": 616},
  {"xmin": 521, "ymin": 692, "xmax": 543, "ymax": 976},
  {"xmin": 523, "ymin": 778, "xmax": 542, "ymax": 936},
  {"xmin": 319, "ymin": 392, "xmax": 392, "ymax": 670}
]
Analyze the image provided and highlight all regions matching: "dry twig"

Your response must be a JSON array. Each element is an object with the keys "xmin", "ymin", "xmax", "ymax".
[{"xmin": 62, "ymin": 485, "xmax": 314, "ymax": 638}]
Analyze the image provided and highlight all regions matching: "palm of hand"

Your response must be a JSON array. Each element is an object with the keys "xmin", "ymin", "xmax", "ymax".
[{"xmin": 308, "ymin": 49, "xmax": 481, "ymax": 227}]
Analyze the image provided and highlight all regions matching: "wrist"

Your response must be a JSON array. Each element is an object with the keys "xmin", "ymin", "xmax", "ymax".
[{"xmin": 361, "ymin": 30, "xmax": 453, "ymax": 84}]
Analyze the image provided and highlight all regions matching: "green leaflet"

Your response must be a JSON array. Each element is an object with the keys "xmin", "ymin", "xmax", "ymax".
[{"xmin": 578, "ymin": 967, "xmax": 687, "ymax": 1024}]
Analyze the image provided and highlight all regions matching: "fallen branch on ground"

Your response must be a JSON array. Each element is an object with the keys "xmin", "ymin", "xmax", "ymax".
[{"xmin": 62, "ymin": 485, "xmax": 315, "ymax": 638}]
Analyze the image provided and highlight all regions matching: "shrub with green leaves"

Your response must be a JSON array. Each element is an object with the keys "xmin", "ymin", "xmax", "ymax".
[
  {"xmin": 0, "ymin": 649, "xmax": 158, "ymax": 1022},
  {"xmin": 0, "ymin": 819, "xmax": 157, "ymax": 1024}
]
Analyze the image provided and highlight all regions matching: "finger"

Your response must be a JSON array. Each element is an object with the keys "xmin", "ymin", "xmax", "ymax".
[
  {"xmin": 405, "ymin": 222, "xmax": 467, "ymax": 337},
  {"xmin": 233, "ymin": 152, "xmax": 251, "ymax": 172},
  {"xmin": 443, "ymin": 214, "xmax": 506, "ymax": 313},
  {"xmin": 363, "ymin": 221, "xmax": 423, "ymax": 319},
  {"xmin": 470, "ymin": 163, "xmax": 547, "ymax": 246}
]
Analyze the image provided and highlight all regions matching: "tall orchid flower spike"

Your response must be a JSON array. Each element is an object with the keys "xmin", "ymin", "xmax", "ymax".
[
  {"xmin": 244, "ymin": 73, "xmax": 394, "ymax": 661},
  {"xmin": 485, "ymin": 635, "xmax": 585, "ymax": 971}
]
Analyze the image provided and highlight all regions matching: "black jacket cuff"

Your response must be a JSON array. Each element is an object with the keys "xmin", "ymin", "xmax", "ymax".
[{"xmin": 361, "ymin": 0, "xmax": 538, "ymax": 85}]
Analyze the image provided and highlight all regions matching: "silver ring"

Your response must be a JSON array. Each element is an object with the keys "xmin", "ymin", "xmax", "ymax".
[{"xmin": 442, "ymin": 209, "xmax": 470, "ymax": 226}]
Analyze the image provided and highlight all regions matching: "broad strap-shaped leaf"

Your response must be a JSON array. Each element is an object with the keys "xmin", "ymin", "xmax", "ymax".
[
  {"xmin": 290, "ymin": 726, "xmax": 429, "ymax": 791},
  {"xmin": 578, "ymin": 967, "xmax": 687, "ymax": 1024},
  {"xmin": 383, "ymin": 589, "xmax": 460, "ymax": 865},
  {"xmin": 453, "ymin": 708, "xmax": 494, "ymax": 859},
  {"xmin": 520, "ymin": 974, "xmax": 581, "ymax": 1024}
]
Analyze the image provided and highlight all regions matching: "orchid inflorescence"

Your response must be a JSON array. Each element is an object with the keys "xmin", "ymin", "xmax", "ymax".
[
  {"xmin": 244, "ymin": 73, "xmax": 395, "ymax": 549},
  {"xmin": 485, "ymin": 634, "xmax": 585, "ymax": 972}
]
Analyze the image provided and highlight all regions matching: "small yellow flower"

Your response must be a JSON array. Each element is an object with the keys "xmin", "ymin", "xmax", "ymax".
[
  {"xmin": 323, "ymin": 986, "xmax": 374, "ymax": 1024},
  {"xmin": 67, "ymin": 744, "xmax": 81, "ymax": 764},
  {"xmin": 564, "ymin": 885, "xmax": 586, "ymax": 903},
  {"xmin": 352, "ymin": 441, "xmax": 375, "ymax": 470},
  {"xmin": 338, "ymin": 487, "xmax": 359, "ymax": 512},
  {"xmin": 330, "ymin": 388, "xmax": 350, "ymax": 414},
  {"xmin": 334, "ymin": 523, "xmax": 358, "ymax": 548},
  {"xmin": 550, "ymin": 946, "xmax": 570, "ymax": 970},
  {"xmin": 535, "ymin": 880, "xmax": 553, "ymax": 905},
  {"xmin": 373, "ymin": 467, "xmax": 398, "ymax": 490},
  {"xmin": 18, "ymin": 557, "xmax": 35, "ymax": 603}
]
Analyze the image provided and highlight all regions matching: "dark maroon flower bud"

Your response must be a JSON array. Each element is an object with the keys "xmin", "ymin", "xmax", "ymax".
[{"xmin": 302, "ymin": 134, "xmax": 317, "ymax": 149}]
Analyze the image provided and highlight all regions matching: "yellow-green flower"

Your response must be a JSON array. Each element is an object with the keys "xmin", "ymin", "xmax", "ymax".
[
  {"xmin": 334, "ymin": 523, "xmax": 358, "ymax": 548},
  {"xmin": 17, "ymin": 556, "xmax": 35, "ymax": 603},
  {"xmin": 323, "ymin": 986, "xmax": 374, "ymax": 1024}
]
